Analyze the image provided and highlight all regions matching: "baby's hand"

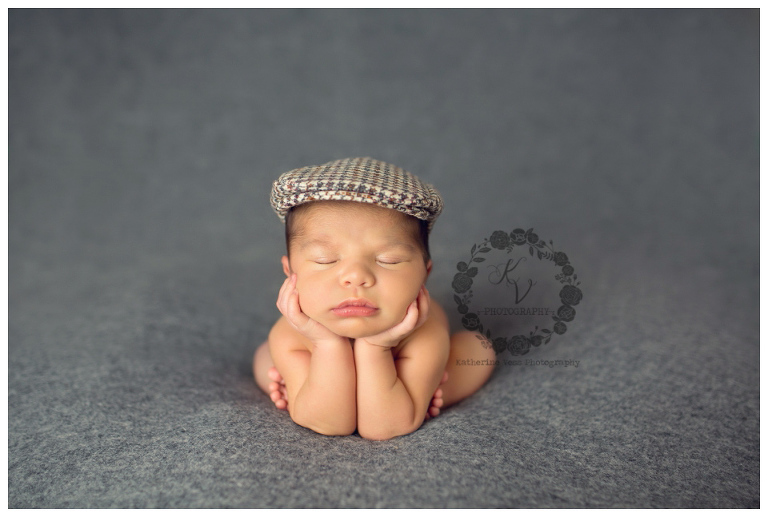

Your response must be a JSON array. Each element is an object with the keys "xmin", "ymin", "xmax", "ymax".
[
  {"xmin": 277, "ymin": 273, "xmax": 347, "ymax": 347},
  {"xmin": 356, "ymin": 286, "xmax": 430, "ymax": 349}
]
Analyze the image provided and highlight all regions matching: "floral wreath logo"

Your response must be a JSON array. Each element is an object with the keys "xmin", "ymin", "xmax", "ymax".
[{"xmin": 452, "ymin": 228, "xmax": 583, "ymax": 356}]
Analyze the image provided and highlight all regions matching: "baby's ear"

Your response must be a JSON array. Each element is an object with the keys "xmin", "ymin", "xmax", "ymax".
[
  {"xmin": 426, "ymin": 259, "xmax": 433, "ymax": 277},
  {"xmin": 281, "ymin": 255, "xmax": 291, "ymax": 277}
]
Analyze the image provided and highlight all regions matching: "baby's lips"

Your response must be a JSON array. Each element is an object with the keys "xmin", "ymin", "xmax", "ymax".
[{"xmin": 333, "ymin": 298, "xmax": 377, "ymax": 310}]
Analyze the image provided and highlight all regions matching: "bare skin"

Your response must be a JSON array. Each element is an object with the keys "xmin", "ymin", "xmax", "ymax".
[
  {"xmin": 253, "ymin": 201, "xmax": 496, "ymax": 439},
  {"xmin": 264, "ymin": 366, "xmax": 449, "ymax": 418},
  {"xmin": 253, "ymin": 317, "xmax": 496, "ymax": 432}
]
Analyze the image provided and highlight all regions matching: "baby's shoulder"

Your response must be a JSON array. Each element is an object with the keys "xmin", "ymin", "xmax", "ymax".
[
  {"xmin": 268, "ymin": 316, "xmax": 312, "ymax": 352},
  {"xmin": 427, "ymin": 300, "xmax": 450, "ymax": 329}
]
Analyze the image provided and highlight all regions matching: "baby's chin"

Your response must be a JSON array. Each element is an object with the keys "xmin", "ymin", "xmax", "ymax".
[
  {"xmin": 320, "ymin": 314, "xmax": 403, "ymax": 340},
  {"xmin": 326, "ymin": 322, "xmax": 390, "ymax": 340}
]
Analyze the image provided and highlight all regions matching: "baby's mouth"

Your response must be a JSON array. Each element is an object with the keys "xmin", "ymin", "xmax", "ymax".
[{"xmin": 332, "ymin": 299, "xmax": 378, "ymax": 317}]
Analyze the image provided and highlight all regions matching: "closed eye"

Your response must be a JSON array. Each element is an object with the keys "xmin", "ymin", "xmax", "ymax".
[{"xmin": 377, "ymin": 258, "xmax": 404, "ymax": 265}]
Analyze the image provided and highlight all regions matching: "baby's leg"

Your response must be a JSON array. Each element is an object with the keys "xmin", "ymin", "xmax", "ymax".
[{"xmin": 440, "ymin": 331, "xmax": 497, "ymax": 408}]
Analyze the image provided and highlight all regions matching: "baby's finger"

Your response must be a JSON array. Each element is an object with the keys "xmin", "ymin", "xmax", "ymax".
[
  {"xmin": 284, "ymin": 290, "xmax": 312, "ymax": 331},
  {"xmin": 279, "ymin": 273, "xmax": 298, "ymax": 302},
  {"xmin": 415, "ymin": 286, "xmax": 430, "ymax": 326},
  {"xmin": 278, "ymin": 276, "xmax": 311, "ymax": 330},
  {"xmin": 396, "ymin": 299, "xmax": 421, "ymax": 334},
  {"xmin": 394, "ymin": 289, "xmax": 424, "ymax": 335},
  {"xmin": 276, "ymin": 275, "xmax": 295, "ymax": 313}
]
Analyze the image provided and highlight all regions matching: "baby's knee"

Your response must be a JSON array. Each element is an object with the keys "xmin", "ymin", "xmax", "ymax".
[
  {"xmin": 451, "ymin": 331, "xmax": 497, "ymax": 372},
  {"xmin": 450, "ymin": 331, "xmax": 496, "ymax": 361},
  {"xmin": 440, "ymin": 331, "xmax": 496, "ymax": 407}
]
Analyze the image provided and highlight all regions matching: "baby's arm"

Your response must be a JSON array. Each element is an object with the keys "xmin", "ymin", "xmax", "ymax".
[
  {"xmin": 270, "ymin": 274, "xmax": 357, "ymax": 436},
  {"xmin": 353, "ymin": 288, "xmax": 451, "ymax": 440}
]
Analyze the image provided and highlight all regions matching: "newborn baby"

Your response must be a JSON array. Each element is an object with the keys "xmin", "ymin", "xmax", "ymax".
[{"xmin": 253, "ymin": 157, "xmax": 495, "ymax": 440}]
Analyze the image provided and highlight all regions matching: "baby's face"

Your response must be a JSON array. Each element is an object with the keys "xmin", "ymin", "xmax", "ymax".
[{"xmin": 283, "ymin": 202, "xmax": 431, "ymax": 339}]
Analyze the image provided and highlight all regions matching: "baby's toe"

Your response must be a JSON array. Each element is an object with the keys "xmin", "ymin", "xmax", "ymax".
[
  {"xmin": 268, "ymin": 381, "xmax": 281, "ymax": 392},
  {"xmin": 267, "ymin": 367, "xmax": 284, "ymax": 382}
]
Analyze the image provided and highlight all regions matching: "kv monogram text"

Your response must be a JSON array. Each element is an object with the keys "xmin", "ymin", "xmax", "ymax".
[{"xmin": 487, "ymin": 257, "xmax": 536, "ymax": 304}]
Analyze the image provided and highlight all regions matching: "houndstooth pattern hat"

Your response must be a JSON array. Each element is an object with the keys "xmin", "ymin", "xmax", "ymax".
[{"xmin": 270, "ymin": 157, "xmax": 444, "ymax": 230}]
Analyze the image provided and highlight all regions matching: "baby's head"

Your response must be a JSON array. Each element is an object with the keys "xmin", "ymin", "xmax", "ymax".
[
  {"xmin": 270, "ymin": 157, "xmax": 443, "ymax": 338},
  {"xmin": 284, "ymin": 200, "xmax": 431, "ymax": 262}
]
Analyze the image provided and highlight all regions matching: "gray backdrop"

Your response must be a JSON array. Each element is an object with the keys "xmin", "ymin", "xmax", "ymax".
[{"xmin": 9, "ymin": 9, "xmax": 759, "ymax": 508}]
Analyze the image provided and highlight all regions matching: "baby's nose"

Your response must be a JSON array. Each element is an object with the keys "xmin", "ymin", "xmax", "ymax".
[{"xmin": 340, "ymin": 263, "xmax": 374, "ymax": 287}]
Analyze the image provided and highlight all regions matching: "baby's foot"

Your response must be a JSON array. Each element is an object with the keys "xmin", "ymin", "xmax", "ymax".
[
  {"xmin": 424, "ymin": 371, "xmax": 449, "ymax": 420},
  {"xmin": 267, "ymin": 366, "xmax": 288, "ymax": 410}
]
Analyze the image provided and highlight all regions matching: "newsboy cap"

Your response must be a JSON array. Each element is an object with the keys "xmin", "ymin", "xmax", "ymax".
[{"xmin": 270, "ymin": 157, "xmax": 443, "ymax": 230}]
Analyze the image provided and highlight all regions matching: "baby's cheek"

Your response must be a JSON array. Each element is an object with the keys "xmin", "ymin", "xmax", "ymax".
[
  {"xmin": 291, "ymin": 280, "xmax": 309, "ymax": 305},
  {"xmin": 293, "ymin": 277, "xmax": 312, "ymax": 301},
  {"xmin": 296, "ymin": 291, "xmax": 324, "ymax": 319},
  {"xmin": 395, "ymin": 291, "xmax": 419, "ymax": 318}
]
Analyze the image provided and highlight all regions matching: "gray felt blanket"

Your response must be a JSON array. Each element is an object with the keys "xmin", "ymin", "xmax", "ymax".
[{"xmin": 9, "ymin": 9, "xmax": 758, "ymax": 508}]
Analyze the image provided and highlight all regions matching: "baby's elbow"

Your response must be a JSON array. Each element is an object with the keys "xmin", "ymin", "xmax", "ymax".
[
  {"xmin": 357, "ymin": 428, "xmax": 397, "ymax": 441},
  {"xmin": 309, "ymin": 422, "xmax": 357, "ymax": 437},
  {"xmin": 292, "ymin": 410, "xmax": 356, "ymax": 437},
  {"xmin": 357, "ymin": 419, "xmax": 422, "ymax": 441}
]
